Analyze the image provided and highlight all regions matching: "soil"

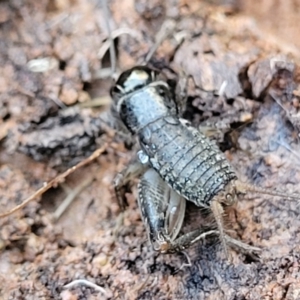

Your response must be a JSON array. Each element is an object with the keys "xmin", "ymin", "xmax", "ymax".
[{"xmin": 1, "ymin": 0, "xmax": 300, "ymax": 299}]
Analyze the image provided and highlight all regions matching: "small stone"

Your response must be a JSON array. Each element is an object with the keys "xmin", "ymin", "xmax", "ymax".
[{"xmin": 60, "ymin": 84, "xmax": 78, "ymax": 105}]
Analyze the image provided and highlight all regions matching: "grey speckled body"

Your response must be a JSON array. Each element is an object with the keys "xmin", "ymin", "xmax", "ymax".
[
  {"xmin": 112, "ymin": 65, "xmax": 237, "ymax": 208},
  {"xmin": 139, "ymin": 116, "xmax": 237, "ymax": 207},
  {"xmin": 112, "ymin": 66, "xmax": 244, "ymax": 254},
  {"xmin": 112, "ymin": 66, "xmax": 297, "ymax": 255}
]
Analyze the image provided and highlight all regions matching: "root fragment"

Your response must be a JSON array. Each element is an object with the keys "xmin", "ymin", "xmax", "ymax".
[{"xmin": 63, "ymin": 279, "xmax": 111, "ymax": 297}]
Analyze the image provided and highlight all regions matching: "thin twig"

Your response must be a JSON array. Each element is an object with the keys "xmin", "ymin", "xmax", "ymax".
[
  {"xmin": 98, "ymin": 28, "xmax": 142, "ymax": 60},
  {"xmin": 93, "ymin": 67, "xmax": 114, "ymax": 80},
  {"xmin": 53, "ymin": 176, "xmax": 95, "ymax": 221},
  {"xmin": 0, "ymin": 144, "xmax": 107, "ymax": 218},
  {"xmin": 63, "ymin": 279, "xmax": 108, "ymax": 296},
  {"xmin": 101, "ymin": 0, "xmax": 116, "ymax": 77},
  {"xmin": 217, "ymin": 80, "xmax": 227, "ymax": 97},
  {"xmin": 148, "ymin": 275, "xmax": 158, "ymax": 289},
  {"xmin": 224, "ymin": 234, "xmax": 261, "ymax": 254},
  {"xmin": 179, "ymin": 250, "xmax": 192, "ymax": 270},
  {"xmin": 79, "ymin": 95, "xmax": 112, "ymax": 108},
  {"xmin": 275, "ymin": 139, "xmax": 300, "ymax": 162},
  {"xmin": 142, "ymin": 19, "xmax": 176, "ymax": 65}
]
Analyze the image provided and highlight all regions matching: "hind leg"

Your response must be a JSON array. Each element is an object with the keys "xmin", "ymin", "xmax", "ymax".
[
  {"xmin": 139, "ymin": 169, "xmax": 260, "ymax": 254},
  {"xmin": 114, "ymin": 151, "xmax": 149, "ymax": 210},
  {"xmin": 211, "ymin": 200, "xmax": 229, "ymax": 257}
]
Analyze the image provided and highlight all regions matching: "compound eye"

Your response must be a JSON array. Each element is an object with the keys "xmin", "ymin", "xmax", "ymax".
[
  {"xmin": 158, "ymin": 87, "xmax": 166, "ymax": 98},
  {"xmin": 110, "ymin": 84, "xmax": 125, "ymax": 98}
]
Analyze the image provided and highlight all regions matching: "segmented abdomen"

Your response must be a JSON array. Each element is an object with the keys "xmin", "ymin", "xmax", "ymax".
[{"xmin": 138, "ymin": 116, "xmax": 237, "ymax": 207}]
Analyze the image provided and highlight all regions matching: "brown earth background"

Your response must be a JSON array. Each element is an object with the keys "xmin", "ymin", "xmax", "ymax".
[{"xmin": 1, "ymin": 0, "xmax": 300, "ymax": 299}]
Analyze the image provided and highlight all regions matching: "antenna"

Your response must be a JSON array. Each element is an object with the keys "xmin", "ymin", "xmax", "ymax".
[{"xmin": 236, "ymin": 180, "xmax": 300, "ymax": 201}]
